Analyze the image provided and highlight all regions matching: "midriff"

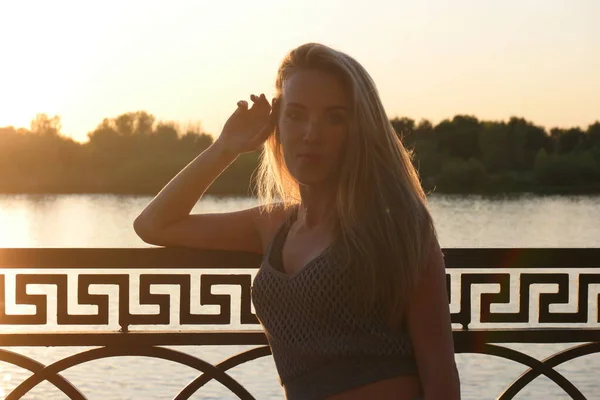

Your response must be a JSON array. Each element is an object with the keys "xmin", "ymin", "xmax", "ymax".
[{"xmin": 325, "ymin": 375, "xmax": 422, "ymax": 400}]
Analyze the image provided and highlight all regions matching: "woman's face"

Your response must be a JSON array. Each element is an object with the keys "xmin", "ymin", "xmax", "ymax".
[{"xmin": 278, "ymin": 69, "xmax": 350, "ymax": 187}]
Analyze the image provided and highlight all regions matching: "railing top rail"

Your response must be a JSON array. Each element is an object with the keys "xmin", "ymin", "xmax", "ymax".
[
  {"xmin": 0, "ymin": 248, "xmax": 599, "ymax": 269},
  {"xmin": 0, "ymin": 328, "xmax": 598, "ymax": 347}
]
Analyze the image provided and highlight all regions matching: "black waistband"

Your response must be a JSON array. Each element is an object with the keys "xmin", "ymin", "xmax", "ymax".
[{"xmin": 283, "ymin": 354, "xmax": 419, "ymax": 400}]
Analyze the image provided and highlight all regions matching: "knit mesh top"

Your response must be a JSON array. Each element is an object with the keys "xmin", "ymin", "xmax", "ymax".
[{"xmin": 251, "ymin": 210, "xmax": 418, "ymax": 400}]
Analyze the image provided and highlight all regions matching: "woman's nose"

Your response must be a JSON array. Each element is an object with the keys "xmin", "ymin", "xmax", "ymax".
[{"xmin": 302, "ymin": 119, "xmax": 322, "ymax": 142}]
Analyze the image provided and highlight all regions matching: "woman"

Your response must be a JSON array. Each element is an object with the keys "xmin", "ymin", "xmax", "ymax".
[{"xmin": 134, "ymin": 43, "xmax": 460, "ymax": 400}]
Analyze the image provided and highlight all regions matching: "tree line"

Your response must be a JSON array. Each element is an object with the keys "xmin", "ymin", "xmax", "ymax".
[
  {"xmin": 392, "ymin": 116, "xmax": 600, "ymax": 194},
  {"xmin": 0, "ymin": 111, "xmax": 599, "ymax": 196}
]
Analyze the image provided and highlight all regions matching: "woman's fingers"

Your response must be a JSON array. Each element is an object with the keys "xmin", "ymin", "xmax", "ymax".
[
  {"xmin": 250, "ymin": 94, "xmax": 269, "ymax": 110},
  {"xmin": 260, "ymin": 93, "xmax": 268, "ymax": 106},
  {"xmin": 239, "ymin": 94, "xmax": 272, "ymax": 131},
  {"xmin": 249, "ymin": 93, "xmax": 270, "ymax": 121}
]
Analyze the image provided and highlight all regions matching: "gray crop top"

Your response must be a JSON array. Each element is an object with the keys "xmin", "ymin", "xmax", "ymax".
[{"xmin": 251, "ymin": 211, "xmax": 418, "ymax": 400}]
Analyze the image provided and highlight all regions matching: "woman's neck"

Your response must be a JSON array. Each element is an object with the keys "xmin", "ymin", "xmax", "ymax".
[{"xmin": 297, "ymin": 185, "xmax": 337, "ymax": 229}]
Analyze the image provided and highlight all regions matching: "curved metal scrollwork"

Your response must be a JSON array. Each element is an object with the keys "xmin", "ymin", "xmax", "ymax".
[
  {"xmin": 6, "ymin": 346, "xmax": 258, "ymax": 400},
  {"xmin": 0, "ymin": 248, "xmax": 598, "ymax": 399},
  {"xmin": 0, "ymin": 348, "xmax": 86, "ymax": 400},
  {"xmin": 175, "ymin": 346, "xmax": 272, "ymax": 400},
  {"xmin": 499, "ymin": 342, "xmax": 600, "ymax": 399},
  {"xmin": 456, "ymin": 343, "xmax": 587, "ymax": 399}
]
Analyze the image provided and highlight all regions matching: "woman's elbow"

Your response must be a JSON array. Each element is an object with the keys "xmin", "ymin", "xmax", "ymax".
[{"xmin": 133, "ymin": 215, "xmax": 161, "ymax": 245}]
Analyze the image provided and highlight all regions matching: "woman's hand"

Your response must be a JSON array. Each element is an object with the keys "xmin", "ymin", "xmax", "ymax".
[{"xmin": 215, "ymin": 93, "xmax": 277, "ymax": 157}]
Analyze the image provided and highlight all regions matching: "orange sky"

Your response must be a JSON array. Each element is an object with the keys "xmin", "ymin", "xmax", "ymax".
[{"xmin": 1, "ymin": 0, "xmax": 599, "ymax": 142}]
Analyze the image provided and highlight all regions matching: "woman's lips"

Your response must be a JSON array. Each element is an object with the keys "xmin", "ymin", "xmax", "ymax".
[{"xmin": 297, "ymin": 153, "xmax": 322, "ymax": 162}]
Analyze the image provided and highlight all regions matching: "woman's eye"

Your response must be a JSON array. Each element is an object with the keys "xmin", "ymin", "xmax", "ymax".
[
  {"xmin": 328, "ymin": 113, "xmax": 345, "ymax": 125},
  {"xmin": 285, "ymin": 110, "xmax": 302, "ymax": 121}
]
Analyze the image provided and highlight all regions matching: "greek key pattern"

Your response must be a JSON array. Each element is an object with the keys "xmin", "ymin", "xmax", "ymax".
[
  {"xmin": 449, "ymin": 272, "xmax": 600, "ymax": 329},
  {"xmin": 0, "ymin": 270, "xmax": 599, "ymax": 330},
  {"xmin": 0, "ymin": 248, "xmax": 599, "ymax": 331},
  {"xmin": 0, "ymin": 273, "xmax": 259, "ymax": 330},
  {"xmin": 0, "ymin": 248, "xmax": 598, "ymax": 399}
]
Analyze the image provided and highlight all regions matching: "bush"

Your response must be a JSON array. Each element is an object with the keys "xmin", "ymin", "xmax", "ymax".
[
  {"xmin": 534, "ymin": 149, "xmax": 600, "ymax": 187},
  {"xmin": 411, "ymin": 139, "xmax": 440, "ymax": 178},
  {"xmin": 436, "ymin": 158, "xmax": 488, "ymax": 193},
  {"xmin": 487, "ymin": 172, "xmax": 533, "ymax": 193}
]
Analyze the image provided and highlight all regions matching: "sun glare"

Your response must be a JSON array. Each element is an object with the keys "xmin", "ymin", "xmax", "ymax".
[
  {"xmin": 0, "ymin": 203, "xmax": 32, "ymax": 248},
  {"xmin": 0, "ymin": 2, "xmax": 101, "ymax": 135}
]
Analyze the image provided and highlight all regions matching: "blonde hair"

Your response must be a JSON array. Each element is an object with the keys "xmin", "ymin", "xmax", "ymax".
[{"xmin": 256, "ymin": 43, "xmax": 437, "ymax": 328}]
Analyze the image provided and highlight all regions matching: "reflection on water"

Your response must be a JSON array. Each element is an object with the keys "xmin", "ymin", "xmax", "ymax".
[
  {"xmin": 0, "ymin": 194, "xmax": 259, "ymax": 248},
  {"xmin": 0, "ymin": 193, "xmax": 598, "ymax": 248},
  {"xmin": 429, "ymin": 193, "xmax": 600, "ymax": 248},
  {"xmin": 0, "ymin": 193, "xmax": 599, "ymax": 399}
]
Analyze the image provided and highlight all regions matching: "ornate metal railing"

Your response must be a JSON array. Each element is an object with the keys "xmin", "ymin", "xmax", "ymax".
[{"xmin": 0, "ymin": 248, "xmax": 599, "ymax": 399}]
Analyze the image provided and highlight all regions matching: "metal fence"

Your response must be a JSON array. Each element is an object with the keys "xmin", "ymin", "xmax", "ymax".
[{"xmin": 0, "ymin": 248, "xmax": 599, "ymax": 399}]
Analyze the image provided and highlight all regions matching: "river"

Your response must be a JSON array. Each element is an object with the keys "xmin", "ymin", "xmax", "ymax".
[{"xmin": 0, "ymin": 193, "xmax": 598, "ymax": 399}]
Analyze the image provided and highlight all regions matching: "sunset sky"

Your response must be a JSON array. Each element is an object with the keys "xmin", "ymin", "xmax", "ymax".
[{"xmin": 1, "ymin": 0, "xmax": 598, "ymax": 143}]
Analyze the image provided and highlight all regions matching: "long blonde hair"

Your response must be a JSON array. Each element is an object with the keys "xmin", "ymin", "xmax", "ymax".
[{"xmin": 256, "ymin": 43, "xmax": 437, "ymax": 329}]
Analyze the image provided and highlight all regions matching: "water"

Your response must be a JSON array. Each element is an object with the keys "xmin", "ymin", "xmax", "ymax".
[{"xmin": 0, "ymin": 193, "xmax": 599, "ymax": 399}]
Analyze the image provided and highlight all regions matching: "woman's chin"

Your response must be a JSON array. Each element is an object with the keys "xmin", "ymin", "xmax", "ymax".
[{"xmin": 293, "ymin": 174, "xmax": 336, "ymax": 189}]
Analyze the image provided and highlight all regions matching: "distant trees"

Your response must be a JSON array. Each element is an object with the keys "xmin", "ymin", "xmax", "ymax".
[
  {"xmin": 0, "ymin": 111, "xmax": 230, "ymax": 194},
  {"xmin": 87, "ymin": 111, "xmax": 213, "ymax": 155},
  {"xmin": 1, "ymin": 111, "xmax": 599, "ymax": 195},
  {"xmin": 390, "ymin": 115, "xmax": 600, "ymax": 193},
  {"xmin": 30, "ymin": 113, "xmax": 62, "ymax": 136},
  {"xmin": 0, "ymin": 115, "xmax": 83, "ymax": 192},
  {"xmin": 83, "ymin": 111, "xmax": 230, "ymax": 194}
]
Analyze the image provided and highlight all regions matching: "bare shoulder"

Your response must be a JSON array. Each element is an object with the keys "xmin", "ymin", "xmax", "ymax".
[
  {"xmin": 134, "ymin": 203, "xmax": 288, "ymax": 254},
  {"xmin": 252, "ymin": 203, "xmax": 289, "ymax": 252}
]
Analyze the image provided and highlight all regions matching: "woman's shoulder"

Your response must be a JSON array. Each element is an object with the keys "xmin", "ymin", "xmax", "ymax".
[{"xmin": 254, "ymin": 202, "xmax": 298, "ymax": 253}]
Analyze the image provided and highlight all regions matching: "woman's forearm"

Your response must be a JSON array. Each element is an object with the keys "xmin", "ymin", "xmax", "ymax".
[{"xmin": 134, "ymin": 140, "xmax": 237, "ymax": 233}]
